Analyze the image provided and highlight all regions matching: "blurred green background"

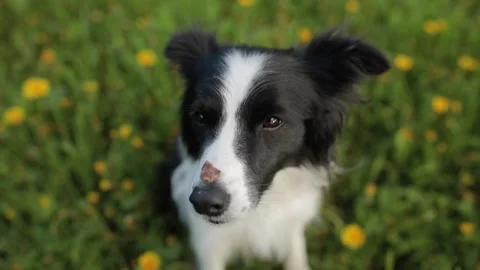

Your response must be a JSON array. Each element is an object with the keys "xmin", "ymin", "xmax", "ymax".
[{"xmin": 1, "ymin": 0, "xmax": 479, "ymax": 269}]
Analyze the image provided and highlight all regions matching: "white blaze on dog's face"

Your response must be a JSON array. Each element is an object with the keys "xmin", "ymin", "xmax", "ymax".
[{"xmin": 165, "ymin": 29, "xmax": 390, "ymax": 224}]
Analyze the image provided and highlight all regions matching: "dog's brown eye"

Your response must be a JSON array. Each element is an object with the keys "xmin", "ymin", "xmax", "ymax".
[{"xmin": 262, "ymin": 116, "xmax": 282, "ymax": 129}]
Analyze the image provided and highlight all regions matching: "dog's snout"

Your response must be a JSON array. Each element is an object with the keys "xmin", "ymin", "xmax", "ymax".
[
  {"xmin": 200, "ymin": 161, "xmax": 221, "ymax": 183},
  {"xmin": 189, "ymin": 185, "xmax": 230, "ymax": 217}
]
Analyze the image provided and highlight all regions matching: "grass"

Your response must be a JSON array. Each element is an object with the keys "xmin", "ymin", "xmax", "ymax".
[{"xmin": 0, "ymin": 0, "xmax": 479, "ymax": 269}]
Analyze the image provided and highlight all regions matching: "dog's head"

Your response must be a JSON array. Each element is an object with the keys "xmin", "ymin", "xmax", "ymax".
[{"xmin": 165, "ymin": 27, "xmax": 390, "ymax": 224}]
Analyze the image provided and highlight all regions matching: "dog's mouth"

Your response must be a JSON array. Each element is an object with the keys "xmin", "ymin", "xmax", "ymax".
[{"xmin": 203, "ymin": 215, "xmax": 231, "ymax": 225}]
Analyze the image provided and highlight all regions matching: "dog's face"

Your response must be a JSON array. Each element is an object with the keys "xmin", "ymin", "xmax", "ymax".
[{"xmin": 165, "ymin": 28, "xmax": 390, "ymax": 224}]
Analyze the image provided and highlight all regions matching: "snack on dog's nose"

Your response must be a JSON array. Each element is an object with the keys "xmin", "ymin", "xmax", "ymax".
[{"xmin": 201, "ymin": 161, "xmax": 221, "ymax": 183}]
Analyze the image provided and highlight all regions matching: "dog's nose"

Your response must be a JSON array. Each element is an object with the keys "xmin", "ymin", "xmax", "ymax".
[{"xmin": 189, "ymin": 184, "xmax": 230, "ymax": 217}]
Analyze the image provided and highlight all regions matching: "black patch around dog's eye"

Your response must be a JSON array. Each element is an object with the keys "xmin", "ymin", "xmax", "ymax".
[{"xmin": 262, "ymin": 116, "xmax": 282, "ymax": 130}]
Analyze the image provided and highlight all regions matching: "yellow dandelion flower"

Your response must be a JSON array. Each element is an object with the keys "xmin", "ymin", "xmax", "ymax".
[
  {"xmin": 297, "ymin": 27, "xmax": 313, "ymax": 44},
  {"xmin": 93, "ymin": 161, "xmax": 107, "ymax": 175},
  {"xmin": 460, "ymin": 172, "xmax": 473, "ymax": 186},
  {"xmin": 450, "ymin": 100, "xmax": 463, "ymax": 113},
  {"xmin": 118, "ymin": 124, "xmax": 133, "ymax": 139},
  {"xmin": 345, "ymin": 0, "xmax": 359, "ymax": 14},
  {"xmin": 122, "ymin": 178, "xmax": 134, "ymax": 191},
  {"xmin": 423, "ymin": 20, "xmax": 440, "ymax": 35},
  {"xmin": 399, "ymin": 128, "xmax": 414, "ymax": 141},
  {"xmin": 364, "ymin": 183, "xmax": 377, "ymax": 197},
  {"xmin": 40, "ymin": 48, "xmax": 55, "ymax": 64},
  {"xmin": 131, "ymin": 136, "xmax": 144, "ymax": 149},
  {"xmin": 341, "ymin": 224, "xmax": 366, "ymax": 249},
  {"xmin": 457, "ymin": 55, "xmax": 478, "ymax": 71},
  {"xmin": 436, "ymin": 142, "xmax": 448, "ymax": 153},
  {"xmin": 87, "ymin": 191, "xmax": 100, "ymax": 204},
  {"xmin": 39, "ymin": 195, "xmax": 51, "ymax": 209},
  {"xmin": 83, "ymin": 80, "xmax": 99, "ymax": 94},
  {"xmin": 60, "ymin": 96, "xmax": 74, "ymax": 108},
  {"xmin": 459, "ymin": 222, "xmax": 475, "ymax": 235},
  {"xmin": 3, "ymin": 107, "xmax": 25, "ymax": 126},
  {"xmin": 394, "ymin": 54, "xmax": 414, "ymax": 71},
  {"xmin": 431, "ymin": 96, "xmax": 450, "ymax": 115},
  {"xmin": 138, "ymin": 251, "xmax": 161, "ymax": 270},
  {"xmin": 425, "ymin": 129, "xmax": 438, "ymax": 142},
  {"xmin": 4, "ymin": 208, "xmax": 16, "ymax": 220},
  {"xmin": 136, "ymin": 49, "xmax": 158, "ymax": 67},
  {"xmin": 22, "ymin": 77, "xmax": 51, "ymax": 100},
  {"xmin": 238, "ymin": 0, "xmax": 255, "ymax": 7},
  {"xmin": 99, "ymin": 179, "xmax": 113, "ymax": 191}
]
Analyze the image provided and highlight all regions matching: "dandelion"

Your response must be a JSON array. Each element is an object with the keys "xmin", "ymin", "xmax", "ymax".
[
  {"xmin": 450, "ymin": 100, "xmax": 463, "ymax": 113},
  {"xmin": 39, "ymin": 195, "xmax": 51, "ymax": 209},
  {"xmin": 459, "ymin": 222, "xmax": 475, "ymax": 235},
  {"xmin": 40, "ymin": 48, "xmax": 56, "ymax": 64},
  {"xmin": 136, "ymin": 49, "xmax": 158, "ymax": 67},
  {"xmin": 118, "ymin": 124, "xmax": 133, "ymax": 138},
  {"xmin": 341, "ymin": 224, "xmax": 366, "ymax": 249},
  {"xmin": 93, "ymin": 161, "xmax": 107, "ymax": 175},
  {"xmin": 238, "ymin": 0, "xmax": 254, "ymax": 7},
  {"xmin": 131, "ymin": 136, "xmax": 144, "ymax": 149},
  {"xmin": 436, "ymin": 142, "xmax": 448, "ymax": 153},
  {"xmin": 122, "ymin": 178, "xmax": 134, "ymax": 191},
  {"xmin": 83, "ymin": 80, "xmax": 99, "ymax": 94},
  {"xmin": 364, "ymin": 183, "xmax": 377, "ymax": 197},
  {"xmin": 345, "ymin": 0, "xmax": 359, "ymax": 14},
  {"xmin": 60, "ymin": 97, "xmax": 74, "ymax": 108},
  {"xmin": 423, "ymin": 19, "xmax": 448, "ymax": 35},
  {"xmin": 22, "ymin": 77, "xmax": 51, "ymax": 100},
  {"xmin": 138, "ymin": 251, "xmax": 161, "ymax": 270},
  {"xmin": 431, "ymin": 96, "xmax": 450, "ymax": 115},
  {"xmin": 99, "ymin": 179, "xmax": 113, "ymax": 191},
  {"xmin": 3, "ymin": 107, "xmax": 25, "ymax": 126},
  {"xmin": 297, "ymin": 27, "xmax": 313, "ymax": 44},
  {"xmin": 4, "ymin": 208, "xmax": 16, "ymax": 220},
  {"xmin": 457, "ymin": 55, "xmax": 478, "ymax": 71},
  {"xmin": 394, "ymin": 54, "xmax": 414, "ymax": 71},
  {"xmin": 425, "ymin": 129, "xmax": 438, "ymax": 142},
  {"xmin": 460, "ymin": 172, "xmax": 473, "ymax": 186},
  {"xmin": 87, "ymin": 191, "xmax": 100, "ymax": 204},
  {"xmin": 399, "ymin": 128, "xmax": 414, "ymax": 141}
]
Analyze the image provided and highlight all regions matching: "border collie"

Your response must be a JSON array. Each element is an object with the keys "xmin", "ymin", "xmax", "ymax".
[{"xmin": 161, "ymin": 26, "xmax": 390, "ymax": 270}]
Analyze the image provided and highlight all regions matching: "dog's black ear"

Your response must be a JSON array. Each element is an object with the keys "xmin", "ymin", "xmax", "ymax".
[
  {"xmin": 164, "ymin": 29, "xmax": 219, "ymax": 79},
  {"xmin": 294, "ymin": 27, "xmax": 390, "ymax": 96}
]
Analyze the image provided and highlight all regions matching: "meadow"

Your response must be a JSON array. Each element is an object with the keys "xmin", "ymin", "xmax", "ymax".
[{"xmin": 0, "ymin": 0, "xmax": 479, "ymax": 269}]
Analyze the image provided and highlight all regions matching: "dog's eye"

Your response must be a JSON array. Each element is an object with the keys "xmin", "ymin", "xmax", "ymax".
[
  {"xmin": 262, "ymin": 116, "xmax": 282, "ymax": 130},
  {"xmin": 194, "ymin": 112, "xmax": 206, "ymax": 125}
]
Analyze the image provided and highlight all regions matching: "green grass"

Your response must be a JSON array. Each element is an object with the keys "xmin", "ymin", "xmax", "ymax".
[{"xmin": 1, "ymin": 0, "xmax": 479, "ymax": 269}]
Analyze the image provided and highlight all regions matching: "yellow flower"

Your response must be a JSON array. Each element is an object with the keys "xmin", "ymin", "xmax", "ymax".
[
  {"xmin": 394, "ymin": 54, "xmax": 414, "ymax": 71},
  {"xmin": 345, "ymin": 0, "xmax": 359, "ymax": 14},
  {"xmin": 39, "ymin": 195, "xmax": 51, "ymax": 209},
  {"xmin": 93, "ymin": 161, "xmax": 107, "ymax": 175},
  {"xmin": 131, "ymin": 136, "xmax": 144, "ymax": 149},
  {"xmin": 341, "ymin": 224, "xmax": 366, "ymax": 249},
  {"xmin": 136, "ymin": 49, "xmax": 158, "ymax": 67},
  {"xmin": 118, "ymin": 124, "xmax": 133, "ymax": 138},
  {"xmin": 460, "ymin": 172, "xmax": 473, "ymax": 186},
  {"xmin": 60, "ymin": 96, "xmax": 74, "ymax": 108},
  {"xmin": 297, "ymin": 27, "xmax": 313, "ymax": 44},
  {"xmin": 457, "ymin": 55, "xmax": 478, "ymax": 71},
  {"xmin": 40, "ymin": 48, "xmax": 56, "ymax": 64},
  {"xmin": 431, "ymin": 96, "xmax": 450, "ymax": 115},
  {"xmin": 22, "ymin": 77, "xmax": 51, "ymax": 100},
  {"xmin": 87, "ymin": 191, "xmax": 100, "ymax": 204},
  {"xmin": 238, "ymin": 0, "xmax": 254, "ymax": 7},
  {"xmin": 99, "ymin": 179, "xmax": 113, "ymax": 191},
  {"xmin": 436, "ymin": 142, "xmax": 448, "ymax": 153},
  {"xmin": 364, "ymin": 183, "xmax": 377, "ymax": 197},
  {"xmin": 425, "ymin": 129, "xmax": 438, "ymax": 142},
  {"xmin": 459, "ymin": 222, "xmax": 475, "ymax": 235},
  {"xmin": 399, "ymin": 128, "xmax": 414, "ymax": 141},
  {"xmin": 122, "ymin": 178, "xmax": 134, "ymax": 191},
  {"xmin": 423, "ymin": 19, "xmax": 448, "ymax": 35},
  {"xmin": 83, "ymin": 80, "xmax": 99, "ymax": 93},
  {"xmin": 4, "ymin": 208, "xmax": 16, "ymax": 220},
  {"xmin": 3, "ymin": 107, "xmax": 25, "ymax": 126},
  {"xmin": 138, "ymin": 251, "xmax": 161, "ymax": 270},
  {"xmin": 450, "ymin": 100, "xmax": 463, "ymax": 113}
]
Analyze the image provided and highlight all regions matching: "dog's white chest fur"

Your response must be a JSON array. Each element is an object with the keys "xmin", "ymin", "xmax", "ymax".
[{"xmin": 171, "ymin": 155, "xmax": 329, "ymax": 270}]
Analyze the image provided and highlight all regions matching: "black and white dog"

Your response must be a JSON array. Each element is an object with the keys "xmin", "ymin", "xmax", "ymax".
[{"xmin": 161, "ymin": 27, "xmax": 390, "ymax": 270}]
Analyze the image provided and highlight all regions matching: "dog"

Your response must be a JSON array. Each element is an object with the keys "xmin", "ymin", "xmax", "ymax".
[{"xmin": 161, "ymin": 26, "xmax": 390, "ymax": 270}]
